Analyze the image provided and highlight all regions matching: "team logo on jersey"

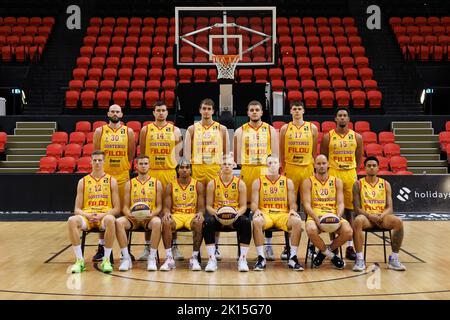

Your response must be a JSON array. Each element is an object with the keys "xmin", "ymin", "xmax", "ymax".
[
  {"xmin": 280, "ymin": 180, "xmax": 285, "ymax": 186},
  {"xmin": 166, "ymin": 128, "xmax": 171, "ymax": 132},
  {"xmin": 332, "ymin": 136, "xmax": 337, "ymax": 140},
  {"xmin": 263, "ymin": 182, "xmax": 268, "ymax": 187},
  {"xmin": 190, "ymin": 185, "xmax": 194, "ymax": 191},
  {"xmin": 379, "ymin": 183, "xmax": 384, "ymax": 189},
  {"xmin": 121, "ymin": 128, "xmax": 125, "ymax": 134},
  {"xmin": 232, "ymin": 183, "xmax": 237, "ymax": 189},
  {"xmin": 149, "ymin": 181, "xmax": 154, "ymax": 187},
  {"xmin": 349, "ymin": 134, "xmax": 353, "ymax": 139},
  {"xmin": 104, "ymin": 177, "xmax": 109, "ymax": 183},
  {"xmin": 304, "ymin": 125, "xmax": 309, "ymax": 131},
  {"xmin": 329, "ymin": 180, "xmax": 334, "ymax": 187}
]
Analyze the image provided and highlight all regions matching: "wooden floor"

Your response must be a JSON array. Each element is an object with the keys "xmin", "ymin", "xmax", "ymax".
[{"xmin": 0, "ymin": 221, "xmax": 449, "ymax": 300}]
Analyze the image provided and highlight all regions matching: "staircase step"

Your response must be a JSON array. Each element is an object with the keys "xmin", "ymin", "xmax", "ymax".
[
  {"xmin": 6, "ymin": 155, "xmax": 43, "ymax": 161},
  {"xmin": 7, "ymin": 135, "xmax": 52, "ymax": 142},
  {"xmin": 394, "ymin": 135, "xmax": 439, "ymax": 142},
  {"xmin": 14, "ymin": 128, "xmax": 56, "ymax": 135},
  {"xmin": 16, "ymin": 122, "xmax": 57, "ymax": 129},
  {"xmin": 396, "ymin": 141, "xmax": 440, "ymax": 148},
  {"xmin": 391, "ymin": 121, "xmax": 432, "ymax": 129},
  {"xmin": 400, "ymin": 147, "xmax": 441, "ymax": 154},
  {"xmin": 407, "ymin": 160, "xmax": 448, "ymax": 167},
  {"xmin": 402, "ymin": 154, "xmax": 441, "ymax": 161},
  {"xmin": 409, "ymin": 167, "xmax": 448, "ymax": 174},
  {"xmin": 7, "ymin": 148, "xmax": 46, "ymax": 155},
  {"xmin": 0, "ymin": 168, "xmax": 39, "ymax": 173},
  {"xmin": 393, "ymin": 128, "xmax": 434, "ymax": 135},
  {"xmin": 0, "ymin": 161, "xmax": 40, "ymax": 168},
  {"xmin": 6, "ymin": 142, "xmax": 51, "ymax": 149}
]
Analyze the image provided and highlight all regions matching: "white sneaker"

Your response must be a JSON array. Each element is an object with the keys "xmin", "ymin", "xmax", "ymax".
[
  {"xmin": 205, "ymin": 258, "xmax": 218, "ymax": 272},
  {"xmin": 214, "ymin": 247, "xmax": 222, "ymax": 261},
  {"xmin": 189, "ymin": 257, "xmax": 202, "ymax": 271},
  {"xmin": 264, "ymin": 246, "xmax": 275, "ymax": 261},
  {"xmin": 147, "ymin": 256, "xmax": 157, "ymax": 271},
  {"xmin": 238, "ymin": 258, "xmax": 249, "ymax": 272},
  {"xmin": 388, "ymin": 256, "xmax": 406, "ymax": 271},
  {"xmin": 352, "ymin": 258, "xmax": 366, "ymax": 272},
  {"xmin": 159, "ymin": 257, "xmax": 176, "ymax": 271},
  {"xmin": 172, "ymin": 245, "xmax": 184, "ymax": 261},
  {"xmin": 119, "ymin": 257, "xmax": 132, "ymax": 271},
  {"xmin": 137, "ymin": 246, "xmax": 150, "ymax": 261}
]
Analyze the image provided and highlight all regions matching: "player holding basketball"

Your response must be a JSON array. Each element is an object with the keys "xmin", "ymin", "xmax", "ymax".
[
  {"xmin": 68, "ymin": 151, "xmax": 120, "ymax": 273},
  {"xmin": 301, "ymin": 154, "xmax": 353, "ymax": 269},
  {"xmin": 137, "ymin": 101, "xmax": 183, "ymax": 262},
  {"xmin": 92, "ymin": 104, "xmax": 135, "ymax": 262},
  {"xmin": 352, "ymin": 156, "xmax": 406, "ymax": 271},
  {"xmin": 161, "ymin": 158, "xmax": 205, "ymax": 271},
  {"xmin": 115, "ymin": 155, "xmax": 163, "ymax": 271},
  {"xmin": 320, "ymin": 107, "xmax": 363, "ymax": 260},
  {"xmin": 251, "ymin": 156, "xmax": 304, "ymax": 271},
  {"xmin": 184, "ymin": 98, "xmax": 229, "ymax": 260},
  {"xmin": 233, "ymin": 100, "xmax": 279, "ymax": 261},
  {"xmin": 204, "ymin": 154, "xmax": 250, "ymax": 272}
]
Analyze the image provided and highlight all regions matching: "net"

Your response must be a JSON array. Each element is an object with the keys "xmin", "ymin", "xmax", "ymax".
[{"xmin": 212, "ymin": 54, "xmax": 240, "ymax": 79}]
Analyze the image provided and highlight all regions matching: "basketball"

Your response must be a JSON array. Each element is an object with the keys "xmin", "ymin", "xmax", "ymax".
[
  {"xmin": 216, "ymin": 206, "xmax": 238, "ymax": 226},
  {"xmin": 319, "ymin": 214, "xmax": 340, "ymax": 233},
  {"xmin": 130, "ymin": 202, "xmax": 150, "ymax": 221}
]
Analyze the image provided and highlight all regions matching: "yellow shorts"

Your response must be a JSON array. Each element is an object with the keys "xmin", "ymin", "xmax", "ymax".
[
  {"xmin": 149, "ymin": 169, "xmax": 176, "ymax": 189},
  {"xmin": 173, "ymin": 214, "xmax": 196, "ymax": 231},
  {"xmin": 284, "ymin": 162, "xmax": 314, "ymax": 198},
  {"xmin": 80, "ymin": 213, "xmax": 108, "ymax": 231},
  {"xmin": 262, "ymin": 212, "xmax": 289, "ymax": 232},
  {"xmin": 306, "ymin": 209, "xmax": 347, "ymax": 223},
  {"xmin": 240, "ymin": 165, "xmax": 267, "ymax": 202},
  {"xmin": 328, "ymin": 167, "xmax": 357, "ymax": 210},
  {"xmin": 126, "ymin": 216, "xmax": 155, "ymax": 231},
  {"xmin": 192, "ymin": 164, "xmax": 221, "ymax": 185},
  {"xmin": 110, "ymin": 171, "xmax": 130, "ymax": 205}
]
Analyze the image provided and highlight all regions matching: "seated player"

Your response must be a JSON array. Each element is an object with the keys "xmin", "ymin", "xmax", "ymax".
[
  {"xmin": 67, "ymin": 150, "xmax": 120, "ymax": 273},
  {"xmin": 203, "ymin": 154, "xmax": 250, "ymax": 272},
  {"xmin": 251, "ymin": 156, "xmax": 304, "ymax": 271},
  {"xmin": 161, "ymin": 158, "xmax": 205, "ymax": 271},
  {"xmin": 115, "ymin": 155, "xmax": 163, "ymax": 271},
  {"xmin": 352, "ymin": 156, "xmax": 406, "ymax": 271},
  {"xmin": 301, "ymin": 154, "xmax": 353, "ymax": 269}
]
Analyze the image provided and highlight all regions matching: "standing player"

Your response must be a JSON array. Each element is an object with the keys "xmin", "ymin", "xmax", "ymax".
[
  {"xmin": 115, "ymin": 155, "xmax": 163, "ymax": 271},
  {"xmin": 67, "ymin": 151, "xmax": 120, "ymax": 273},
  {"xmin": 352, "ymin": 156, "xmax": 406, "ymax": 271},
  {"xmin": 161, "ymin": 158, "xmax": 205, "ymax": 271},
  {"xmin": 251, "ymin": 156, "xmax": 304, "ymax": 271},
  {"xmin": 92, "ymin": 104, "xmax": 135, "ymax": 262},
  {"xmin": 233, "ymin": 100, "xmax": 279, "ymax": 260},
  {"xmin": 137, "ymin": 101, "xmax": 183, "ymax": 261},
  {"xmin": 184, "ymin": 98, "xmax": 229, "ymax": 259},
  {"xmin": 301, "ymin": 155, "xmax": 353, "ymax": 269},
  {"xmin": 203, "ymin": 154, "xmax": 250, "ymax": 272},
  {"xmin": 320, "ymin": 107, "xmax": 363, "ymax": 260}
]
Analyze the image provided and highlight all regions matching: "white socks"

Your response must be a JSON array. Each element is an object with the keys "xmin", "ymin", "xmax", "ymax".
[
  {"xmin": 391, "ymin": 252, "xmax": 399, "ymax": 260},
  {"xmin": 240, "ymin": 247, "xmax": 249, "ymax": 260},
  {"xmin": 265, "ymin": 237, "xmax": 272, "ymax": 246},
  {"xmin": 98, "ymin": 239, "xmax": 105, "ymax": 246},
  {"xmin": 323, "ymin": 247, "xmax": 335, "ymax": 259},
  {"xmin": 356, "ymin": 252, "xmax": 364, "ymax": 260},
  {"xmin": 256, "ymin": 246, "xmax": 265, "ymax": 258},
  {"xmin": 192, "ymin": 251, "xmax": 199, "ymax": 259},
  {"xmin": 207, "ymin": 245, "xmax": 216, "ymax": 260},
  {"xmin": 290, "ymin": 246, "xmax": 298, "ymax": 259},
  {"xmin": 149, "ymin": 248, "xmax": 157, "ymax": 259},
  {"xmin": 166, "ymin": 248, "xmax": 173, "ymax": 259},
  {"xmin": 347, "ymin": 240, "xmax": 353, "ymax": 247},
  {"xmin": 104, "ymin": 247, "xmax": 112, "ymax": 259},
  {"xmin": 121, "ymin": 248, "xmax": 130, "ymax": 259},
  {"xmin": 73, "ymin": 245, "xmax": 83, "ymax": 259}
]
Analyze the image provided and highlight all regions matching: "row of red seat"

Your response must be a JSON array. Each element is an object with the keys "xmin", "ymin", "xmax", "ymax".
[
  {"xmin": 0, "ymin": 131, "xmax": 6, "ymax": 153},
  {"xmin": 0, "ymin": 16, "xmax": 54, "ymax": 26},
  {"xmin": 38, "ymin": 156, "xmax": 92, "ymax": 174},
  {"xmin": 1, "ymin": 44, "xmax": 45, "ymax": 62},
  {"xmin": 390, "ymin": 16, "xmax": 450, "ymax": 27}
]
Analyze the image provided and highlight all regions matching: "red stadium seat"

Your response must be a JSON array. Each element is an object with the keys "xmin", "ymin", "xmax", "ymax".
[
  {"xmin": 272, "ymin": 121, "xmax": 285, "ymax": 130},
  {"xmin": 65, "ymin": 91, "xmax": 79, "ymax": 108},
  {"xmin": 129, "ymin": 91, "xmax": 144, "ymax": 108},
  {"xmin": 329, "ymin": 68, "xmax": 343, "ymax": 81},
  {"xmin": 319, "ymin": 90, "xmax": 335, "ymax": 108},
  {"xmin": 52, "ymin": 132, "xmax": 68, "ymax": 146},
  {"xmin": 113, "ymin": 90, "xmax": 127, "ymax": 106},
  {"xmin": 287, "ymin": 90, "xmax": 302, "ymax": 102},
  {"xmin": 351, "ymin": 90, "xmax": 366, "ymax": 108},
  {"xmin": 361, "ymin": 131, "xmax": 377, "ymax": 145},
  {"xmin": 97, "ymin": 91, "xmax": 112, "ymax": 108},
  {"xmin": 365, "ymin": 143, "xmax": 383, "ymax": 157},
  {"xmin": 377, "ymin": 156, "xmax": 390, "ymax": 171},
  {"xmin": 439, "ymin": 132, "xmax": 450, "ymax": 151},
  {"xmin": 271, "ymin": 79, "xmax": 284, "ymax": 92},
  {"xmin": 82, "ymin": 143, "xmax": 94, "ymax": 157},
  {"xmin": 355, "ymin": 121, "xmax": 370, "ymax": 133},
  {"xmin": 378, "ymin": 132, "xmax": 395, "ymax": 146},
  {"xmin": 363, "ymin": 80, "xmax": 378, "ymax": 92},
  {"xmin": 69, "ymin": 132, "xmax": 86, "ymax": 145},
  {"xmin": 37, "ymin": 156, "xmax": 58, "ymax": 173},
  {"xmin": 395, "ymin": 170, "xmax": 413, "ymax": 175},
  {"xmin": 347, "ymin": 80, "xmax": 362, "ymax": 91},
  {"xmin": 321, "ymin": 121, "xmax": 336, "ymax": 133},
  {"xmin": 93, "ymin": 121, "xmax": 107, "ymax": 131},
  {"xmin": 64, "ymin": 143, "xmax": 82, "ymax": 160},
  {"xmin": 335, "ymin": 91, "xmax": 350, "ymax": 107},
  {"xmin": 57, "ymin": 157, "xmax": 77, "ymax": 173},
  {"xmin": 390, "ymin": 156, "xmax": 408, "ymax": 173},
  {"xmin": 145, "ymin": 91, "xmax": 160, "ymax": 108},
  {"xmin": 383, "ymin": 143, "xmax": 401, "ymax": 159},
  {"xmin": 367, "ymin": 90, "xmax": 382, "ymax": 108},
  {"xmin": 46, "ymin": 144, "xmax": 63, "ymax": 159},
  {"xmin": 317, "ymin": 80, "xmax": 331, "ymax": 91},
  {"xmin": 86, "ymin": 132, "xmax": 94, "ymax": 144},
  {"xmin": 304, "ymin": 91, "xmax": 318, "ymax": 108},
  {"xmin": 446, "ymin": 121, "xmax": 450, "ymax": 132}
]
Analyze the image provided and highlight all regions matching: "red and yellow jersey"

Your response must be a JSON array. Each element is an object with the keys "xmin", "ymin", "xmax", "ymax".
[
  {"xmin": 100, "ymin": 124, "xmax": 130, "ymax": 175},
  {"xmin": 172, "ymin": 178, "xmax": 198, "ymax": 214},
  {"xmin": 328, "ymin": 129, "xmax": 357, "ymax": 170},
  {"xmin": 241, "ymin": 122, "xmax": 272, "ymax": 166},
  {"xmin": 192, "ymin": 121, "xmax": 223, "ymax": 165},
  {"xmin": 212, "ymin": 176, "xmax": 241, "ymax": 210},
  {"xmin": 145, "ymin": 122, "xmax": 177, "ymax": 169},
  {"xmin": 82, "ymin": 173, "xmax": 113, "ymax": 213},
  {"xmin": 284, "ymin": 121, "xmax": 314, "ymax": 166},
  {"xmin": 310, "ymin": 175, "xmax": 338, "ymax": 215},
  {"xmin": 359, "ymin": 177, "xmax": 387, "ymax": 214},
  {"xmin": 129, "ymin": 176, "xmax": 158, "ymax": 211},
  {"xmin": 259, "ymin": 175, "xmax": 289, "ymax": 214}
]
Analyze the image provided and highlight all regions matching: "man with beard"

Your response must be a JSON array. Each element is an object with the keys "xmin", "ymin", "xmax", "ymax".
[
  {"xmin": 92, "ymin": 104, "xmax": 135, "ymax": 261},
  {"xmin": 320, "ymin": 107, "xmax": 363, "ymax": 261}
]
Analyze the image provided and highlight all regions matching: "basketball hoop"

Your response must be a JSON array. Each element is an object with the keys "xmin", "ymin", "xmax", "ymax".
[{"xmin": 212, "ymin": 54, "xmax": 240, "ymax": 79}]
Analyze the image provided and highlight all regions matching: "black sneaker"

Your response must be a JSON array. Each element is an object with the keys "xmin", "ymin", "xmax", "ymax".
[
  {"xmin": 253, "ymin": 255, "xmax": 266, "ymax": 271},
  {"xmin": 345, "ymin": 246, "xmax": 356, "ymax": 261},
  {"xmin": 312, "ymin": 251, "xmax": 326, "ymax": 268},
  {"xmin": 308, "ymin": 244, "xmax": 317, "ymax": 258},
  {"xmin": 331, "ymin": 255, "xmax": 346, "ymax": 269},
  {"xmin": 280, "ymin": 246, "xmax": 289, "ymax": 260},
  {"xmin": 288, "ymin": 255, "xmax": 304, "ymax": 271},
  {"xmin": 92, "ymin": 244, "xmax": 104, "ymax": 262}
]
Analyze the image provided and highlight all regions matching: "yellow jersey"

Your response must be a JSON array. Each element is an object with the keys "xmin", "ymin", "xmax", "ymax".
[
  {"xmin": 100, "ymin": 124, "xmax": 130, "ymax": 175},
  {"xmin": 212, "ymin": 176, "xmax": 241, "ymax": 210},
  {"xmin": 359, "ymin": 177, "xmax": 387, "ymax": 214},
  {"xmin": 145, "ymin": 122, "xmax": 177, "ymax": 169},
  {"xmin": 129, "ymin": 176, "xmax": 158, "ymax": 211},
  {"xmin": 259, "ymin": 175, "xmax": 289, "ymax": 214},
  {"xmin": 172, "ymin": 178, "xmax": 198, "ymax": 214},
  {"xmin": 82, "ymin": 173, "xmax": 113, "ymax": 213},
  {"xmin": 328, "ymin": 129, "xmax": 357, "ymax": 170},
  {"xmin": 310, "ymin": 175, "xmax": 338, "ymax": 215},
  {"xmin": 241, "ymin": 122, "xmax": 272, "ymax": 166},
  {"xmin": 192, "ymin": 121, "xmax": 223, "ymax": 165},
  {"xmin": 284, "ymin": 121, "xmax": 314, "ymax": 165}
]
